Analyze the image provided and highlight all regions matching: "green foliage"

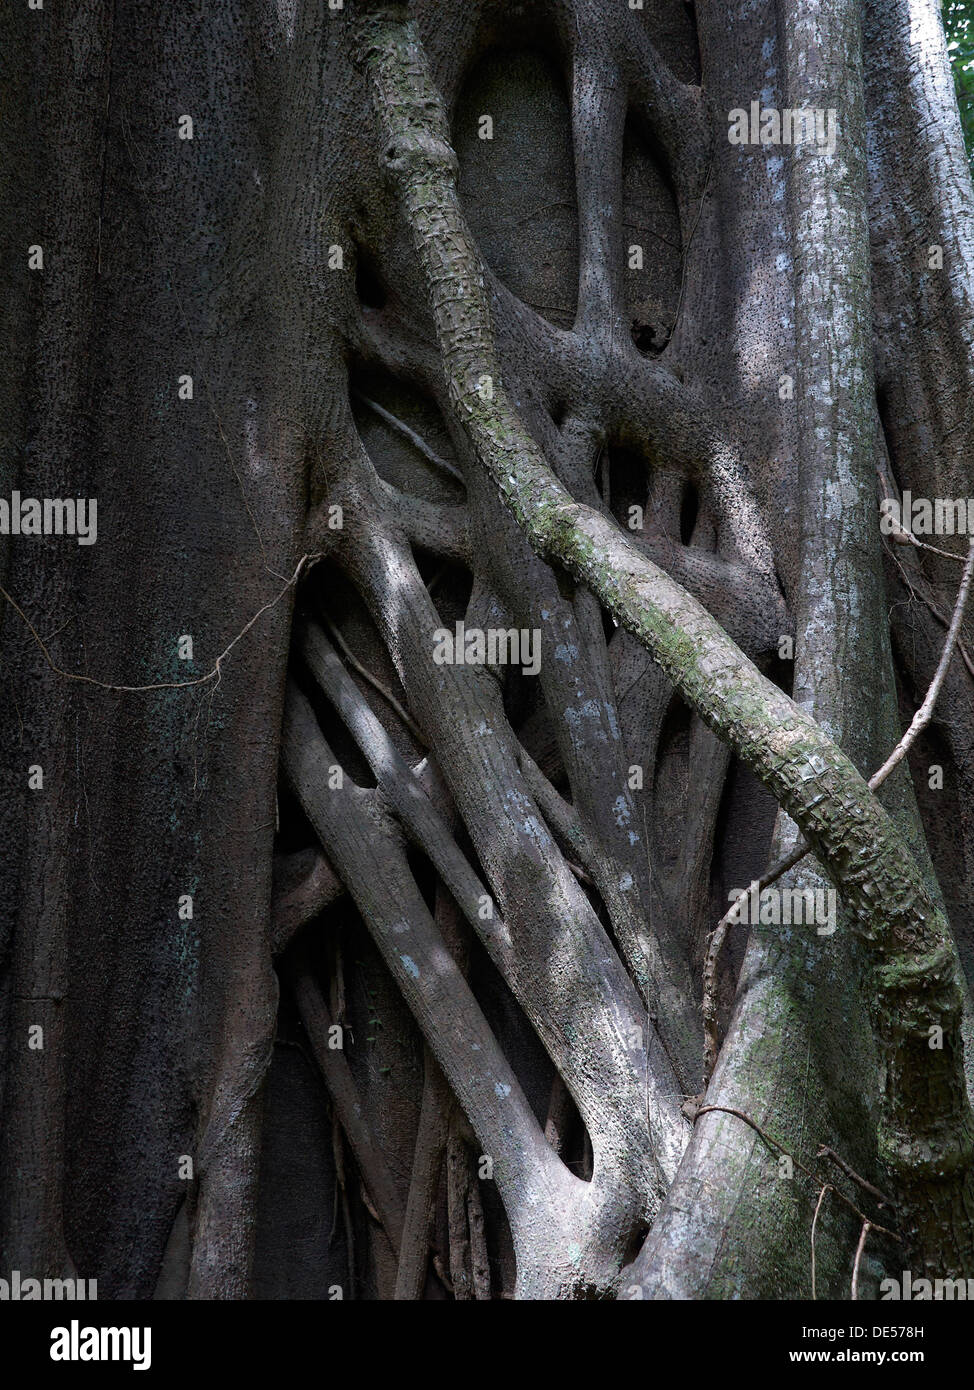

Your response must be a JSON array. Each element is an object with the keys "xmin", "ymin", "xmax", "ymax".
[{"xmin": 945, "ymin": 0, "xmax": 974, "ymax": 168}]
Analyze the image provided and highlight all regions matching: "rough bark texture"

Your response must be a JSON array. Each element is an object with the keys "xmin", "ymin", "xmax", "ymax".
[{"xmin": 2, "ymin": 0, "xmax": 973, "ymax": 1299}]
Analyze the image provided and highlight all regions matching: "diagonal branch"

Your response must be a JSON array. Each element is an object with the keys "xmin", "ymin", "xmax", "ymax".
[
  {"xmin": 354, "ymin": 2, "xmax": 974, "ymax": 1276},
  {"xmin": 280, "ymin": 679, "xmax": 587, "ymax": 1282},
  {"xmin": 282, "ymin": 948, "xmax": 405, "ymax": 1254},
  {"xmin": 703, "ymin": 537, "xmax": 974, "ymax": 1080},
  {"xmin": 271, "ymin": 847, "xmax": 345, "ymax": 956}
]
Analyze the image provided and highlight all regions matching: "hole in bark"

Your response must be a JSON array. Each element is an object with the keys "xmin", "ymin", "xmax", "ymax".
[
  {"xmin": 418, "ymin": 554, "xmax": 474, "ymax": 626},
  {"xmin": 515, "ymin": 706, "xmax": 565, "ymax": 790},
  {"xmin": 764, "ymin": 648, "xmax": 795, "ymax": 700},
  {"xmin": 550, "ymin": 399, "xmax": 569, "ymax": 430},
  {"xmin": 253, "ymin": 1024, "xmax": 348, "ymax": 1298},
  {"xmin": 454, "ymin": 46, "xmax": 578, "ymax": 329},
  {"xmin": 623, "ymin": 115, "xmax": 681, "ymax": 356},
  {"xmin": 405, "ymin": 844, "xmax": 442, "ymax": 915},
  {"xmin": 553, "ymin": 564, "xmax": 576, "ymax": 604},
  {"xmin": 622, "ymin": 1220, "xmax": 651, "ymax": 1265},
  {"xmin": 890, "ymin": 648, "xmax": 969, "ymax": 977},
  {"xmin": 275, "ymin": 779, "xmax": 319, "ymax": 855},
  {"xmin": 502, "ymin": 659, "xmax": 539, "ymax": 733},
  {"xmin": 599, "ymin": 601, "xmax": 618, "ymax": 648},
  {"xmin": 680, "ymin": 2, "xmax": 703, "ymax": 82},
  {"xmin": 710, "ymin": 757, "xmax": 779, "ymax": 975},
  {"xmin": 605, "ymin": 445, "xmax": 648, "ymax": 532},
  {"xmin": 653, "ymin": 694, "xmax": 691, "ymax": 870},
  {"xmin": 355, "ymin": 250, "xmax": 387, "ymax": 309},
  {"xmin": 875, "ymin": 384, "xmax": 905, "ymax": 500},
  {"xmin": 679, "ymin": 480, "xmax": 699, "ymax": 544},
  {"xmin": 465, "ymin": 909, "xmax": 593, "ymax": 1182},
  {"xmin": 631, "ymin": 319, "xmax": 667, "ymax": 354}
]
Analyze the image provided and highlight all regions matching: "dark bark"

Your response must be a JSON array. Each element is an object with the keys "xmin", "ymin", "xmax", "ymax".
[{"xmin": 2, "ymin": 0, "xmax": 973, "ymax": 1299}]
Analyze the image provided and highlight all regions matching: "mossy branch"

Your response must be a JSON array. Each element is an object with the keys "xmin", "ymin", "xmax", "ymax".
[{"xmin": 354, "ymin": 3, "xmax": 974, "ymax": 1274}]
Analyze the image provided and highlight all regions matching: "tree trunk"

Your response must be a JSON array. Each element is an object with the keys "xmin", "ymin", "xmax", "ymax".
[{"xmin": 2, "ymin": 0, "xmax": 973, "ymax": 1300}]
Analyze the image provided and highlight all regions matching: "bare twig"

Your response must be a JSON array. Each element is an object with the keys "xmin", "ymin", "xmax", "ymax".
[
  {"xmin": 353, "ymin": 391, "xmax": 464, "ymax": 485},
  {"xmin": 318, "ymin": 610, "xmax": 427, "ymax": 749},
  {"xmin": 810, "ymin": 1184, "xmax": 832, "ymax": 1301},
  {"xmin": 851, "ymin": 1220, "xmax": 871, "ymax": 1301},
  {"xmin": 875, "ymin": 464, "xmax": 973, "ymax": 566},
  {"xmin": 817, "ymin": 1144, "xmax": 893, "ymax": 1208},
  {"xmin": 695, "ymin": 1107, "xmax": 899, "ymax": 1242},
  {"xmin": 871, "ymin": 537, "xmax": 974, "ymax": 786},
  {"xmin": 0, "ymin": 553, "xmax": 320, "ymax": 694},
  {"xmin": 703, "ymin": 537, "xmax": 974, "ymax": 1079},
  {"xmin": 702, "ymin": 838, "xmax": 807, "ymax": 1079},
  {"xmin": 887, "ymin": 544, "xmax": 974, "ymax": 681}
]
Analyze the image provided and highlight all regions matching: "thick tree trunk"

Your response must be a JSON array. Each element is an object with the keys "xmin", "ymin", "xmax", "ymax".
[{"xmin": 2, "ymin": 0, "xmax": 972, "ymax": 1299}]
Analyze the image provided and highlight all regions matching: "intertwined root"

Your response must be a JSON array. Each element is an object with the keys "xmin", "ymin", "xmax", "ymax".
[{"xmin": 269, "ymin": 0, "xmax": 974, "ymax": 1297}]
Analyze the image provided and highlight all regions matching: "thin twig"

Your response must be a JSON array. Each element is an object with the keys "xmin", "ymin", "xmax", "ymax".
[
  {"xmin": 0, "ymin": 553, "xmax": 320, "ymax": 694},
  {"xmin": 810, "ymin": 1184, "xmax": 832, "ymax": 1301},
  {"xmin": 816, "ymin": 1145, "xmax": 893, "ymax": 1208},
  {"xmin": 851, "ymin": 1220, "xmax": 871, "ymax": 1301},
  {"xmin": 903, "ymin": 535, "xmax": 971, "ymax": 563},
  {"xmin": 318, "ymin": 612, "xmax": 427, "ymax": 749},
  {"xmin": 871, "ymin": 537, "xmax": 974, "ymax": 786},
  {"xmin": 887, "ymin": 544, "xmax": 974, "ymax": 682},
  {"xmin": 874, "ymin": 464, "xmax": 972, "ymax": 566},
  {"xmin": 702, "ymin": 839, "xmax": 807, "ymax": 1078},
  {"xmin": 695, "ymin": 1106, "xmax": 900, "ymax": 1242},
  {"xmin": 353, "ymin": 391, "xmax": 464, "ymax": 485},
  {"xmin": 702, "ymin": 537, "xmax": 974, "ymax": 1079}
]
